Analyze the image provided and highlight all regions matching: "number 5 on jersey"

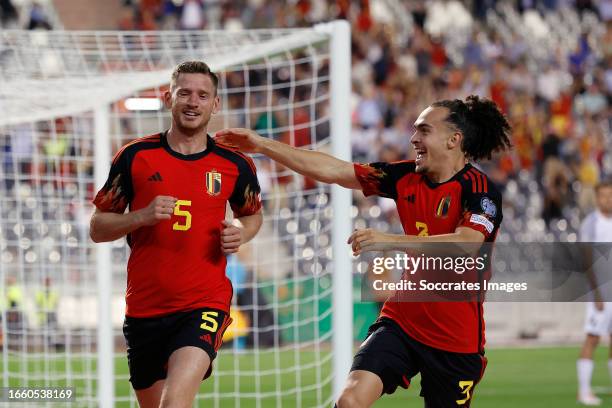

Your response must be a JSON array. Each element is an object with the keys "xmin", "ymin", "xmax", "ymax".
[{"xmin": 173, "ymin": 200, "xmax": 192, "ymax": 231}]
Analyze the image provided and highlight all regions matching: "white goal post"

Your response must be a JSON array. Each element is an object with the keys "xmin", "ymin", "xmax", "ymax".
[{"xmin": 0, "ymin": 21, "xmax": 351, "ymax": 408}]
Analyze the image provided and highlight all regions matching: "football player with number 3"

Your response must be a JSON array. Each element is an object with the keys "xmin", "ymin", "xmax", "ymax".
[
  {"xmin": 90, "ymin": 61, "xmax": 263, "ymax": 408},
  {"xmin": 216, "ymin": 95, "xmax": 511, "ymax": 408}
]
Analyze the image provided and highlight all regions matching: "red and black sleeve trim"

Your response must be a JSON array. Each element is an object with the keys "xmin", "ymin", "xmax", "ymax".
[
  {"xmin": 354, "ymin": 160, "xmax": 415, "ymax": 199},
  {"xmin": 213, "ymin": 146, "xmax": 262, "ymax": 217},
  {"xmin": 93, "ymin": 135, "xmax": 162, "ymax": 213}
]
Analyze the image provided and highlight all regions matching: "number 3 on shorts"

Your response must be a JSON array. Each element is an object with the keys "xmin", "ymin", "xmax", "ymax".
[
  {"xmin": 456, "ymin": 380, "xmax": 474, "ymax": 405},
  {"xmin": 200, "ymin": 311, "xmax": 219, "ymax": 332}
]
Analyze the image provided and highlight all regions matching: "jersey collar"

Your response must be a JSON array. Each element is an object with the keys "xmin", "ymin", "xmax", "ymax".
[
  {"xmin": 160, "ymin": 130, "xmax": 215, "ymax": 161},
  {"xmin": 422, "ymin": 163, "xmax": 472, "ymax": 189}
]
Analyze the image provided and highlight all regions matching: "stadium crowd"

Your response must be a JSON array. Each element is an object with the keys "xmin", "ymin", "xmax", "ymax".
[
  {"xmin": 2, "ymin": 0, "xmax": 609, "ymax": 241},
  {"xmin": 114, "ymin": 0, "xmax": 612, "ymax": 241}
]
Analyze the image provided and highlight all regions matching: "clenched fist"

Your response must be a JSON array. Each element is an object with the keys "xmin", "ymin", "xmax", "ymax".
[
  {"xmin": 137, "ymin": 195, "xmax": 178, "ymax": 226},
  {"xmin": 221, "ymin": 220, "xmax": 243, "ymax": 254}
]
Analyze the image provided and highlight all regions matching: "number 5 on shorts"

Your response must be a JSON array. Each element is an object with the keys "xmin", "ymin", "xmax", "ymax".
[
  {"xmin": 200, "ymin": 311, "xmax": 219, "ymax": 332},
  {"xmin": 456, "ymin": 380, "xmax": 474, "ymax": 405}
]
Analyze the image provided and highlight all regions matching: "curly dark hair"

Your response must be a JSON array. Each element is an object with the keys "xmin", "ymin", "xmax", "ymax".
[
  {"xmin": 170, "ymin": 60, "xmax": 219, "ymax": 94},
  {"xmin": 432, "ymin": 95, "xmax": 512, "ymax": 161}
]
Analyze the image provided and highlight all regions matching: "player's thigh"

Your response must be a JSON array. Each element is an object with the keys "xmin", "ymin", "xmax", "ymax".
[
  {"xmin": 350, "ymin": 318, "xmax": 419, "ymax": 396},
  {"xmin": 419, "ymin": 349, "xmax": 486, "ymax": 408},
  {"xmin": 585, "ymin": 302, "xmax": 608, "ymax": 336},
  {"xmin": 134, "ymin": 379, "xmax": 164, "ymax": 408},
  {"xmin": 167, "ymin": 307, "xmax": 232, "ymax": 380},
  {"xmin": 337, "ymin": 370, "xmax": 384, "ymax": 408},
  {"xmin": 160, "ymin": 346, "xmax": 211, "ymax": 408},
  {"xmin": 123, "ymin": 316, "xmax": 169, "ymax": 391}
]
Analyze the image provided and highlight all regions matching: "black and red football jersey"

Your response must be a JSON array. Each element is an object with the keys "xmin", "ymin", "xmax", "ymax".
[
  {"xmin": 93, "ymin": 132, "xmax": 262, "ymax": 318},
  {"xmin": 354, "ymin": 161, "xmax": 502, "ymax": 353}
]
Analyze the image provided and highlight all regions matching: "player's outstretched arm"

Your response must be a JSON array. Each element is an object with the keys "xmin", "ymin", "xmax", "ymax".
[
  {"xmin": 348, "ymin": 227, "xmax": 485, "ymax": 256},
  {"xmin": 90, "ymin": 195, "xmax": 177, "ymax": 243},
  {"xmin": 215, "ymin": 128, "xmax": 361, "ymax": 190},
  {"xmin": 221, "ymin": 211, "xmax": 263, "ymax": 254}
]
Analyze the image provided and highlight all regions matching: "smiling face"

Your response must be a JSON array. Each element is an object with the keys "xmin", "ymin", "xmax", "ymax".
[
  {"xmin": 164, "ymin": 72, "xmax": 220, "ymax": 134},
  {"xmin": 596, "ymin": 185, "xmax": 612, "ymax": 216},
  {"xmin": 410, "ymin": 106, "xmax": 462, "ymax": 176}
]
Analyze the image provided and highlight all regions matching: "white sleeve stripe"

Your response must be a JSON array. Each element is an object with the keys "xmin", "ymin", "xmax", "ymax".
[{"xmin": 470, "ymin": 214, "xmax": 494, "ymax": 234}]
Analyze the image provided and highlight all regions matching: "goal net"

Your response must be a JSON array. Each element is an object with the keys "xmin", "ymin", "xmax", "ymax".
[{"xmin": 0, "ymin": 24, "xmax": 352, "ymax": 408}]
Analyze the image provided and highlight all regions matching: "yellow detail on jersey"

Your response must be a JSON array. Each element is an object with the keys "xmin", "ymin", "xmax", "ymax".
[
  {"xmin": 173, "ymin": 200, "xmax": 192, "ymax": 231},
  {"xmin": 415, "ymin": 221, "xmax": 429, "ymax": 236}
]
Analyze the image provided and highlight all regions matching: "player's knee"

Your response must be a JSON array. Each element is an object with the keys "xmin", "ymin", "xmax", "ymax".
[
  {"xmin": 586, "ymin": 334, "xmax": 601, "ymax": 347},
  {"xmin": 336, "ymin": 388, "xmax": 366, "ymax": 408}
]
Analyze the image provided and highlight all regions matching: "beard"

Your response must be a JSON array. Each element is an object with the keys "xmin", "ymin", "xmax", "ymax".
[
  {"xmin": 414, "ymin": 163, "xmax": 427, "ymax": 173},
  {"xmin": 173, "ymin": 110, "xmax": 211, "ymax": 135}
]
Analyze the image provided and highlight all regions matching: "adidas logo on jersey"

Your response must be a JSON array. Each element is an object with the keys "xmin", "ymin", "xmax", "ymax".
[{"xmin": 148, "ymin": 172, "xmax": 163, "ymax": 182}]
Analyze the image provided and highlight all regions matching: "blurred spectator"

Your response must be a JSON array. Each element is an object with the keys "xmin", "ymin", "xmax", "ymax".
[
  {"xmin": 482, "ymin": 31, "xmax": 504, "ymax": 63},
  {"xmin": 27, "ymin": 1, "xmax": 51, "ymax": 30},
  {"xmin": 380, "ymin": 115, "xmax": 412, "ymax": 156},
  {"xmin": 0, "ymin": 0, "xmax": 18, "ymax": 27},
  {"xmin": 568, "ymin": 33, "xmax": 592, "ymax": 75},
  {"xmin": 354, "ymin": 84, "xmax": 382, "ymax": 129},
  {"xmin": 180, "ymin": 0, "xmax": 205, "ymax": 30},
  {"xmin": 226, "ymin": 249, "xmax": 278, "ymax": 347},
  {"xmin": 463, "ymin": 31, "xmax": 484, "ymax": 68},
  {"xmin": 4, "ymin": 275, "xmax": 26, "ymax": 349},
  {"xmin": 537, "ymin": 62, "xmax": 572, "ymax": 102},
  {"xmin": 600, "ymin": 1, "xmax": 612, "ymax": 21},
  {"xmin": 542, "ymin": 157, "xmax": 571, "ymax": 225},
  {"xmin": 574, "ymin": 82, "xmax": 607, "ymax": 116},
  {"xmin": 508, "ymin": 61, "xmax": 535, "ymax": 93},
  {"xmin": 35, "ymin": 277, "xmax": 62, "ymax": 351}
]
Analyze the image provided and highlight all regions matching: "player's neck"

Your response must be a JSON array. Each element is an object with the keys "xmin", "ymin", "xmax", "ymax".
[
  {"xmin": 426, "ymin": 157, "xmax": 468, "ymax": 183},
  {"xmin": 166, "ymin": 126, "xmax": 208, "ymax": 155},
  {"xmin": 598, "ymin": 209, "xmax": 612, "ymax": 218}
]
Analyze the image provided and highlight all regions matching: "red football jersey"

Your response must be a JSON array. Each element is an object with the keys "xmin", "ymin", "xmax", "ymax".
[
  {"xmin": 354, "ymin": 161, "xmax": 502, "ymax": 353},
  {"xmin": 93, "ymin": 132, "xmax": 262, "ymax": 317}
]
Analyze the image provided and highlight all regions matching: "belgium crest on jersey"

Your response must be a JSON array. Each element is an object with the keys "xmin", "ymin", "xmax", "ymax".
[{"xmin": 206, "ymin": 170, "xmax": 222, "ymax": 196}]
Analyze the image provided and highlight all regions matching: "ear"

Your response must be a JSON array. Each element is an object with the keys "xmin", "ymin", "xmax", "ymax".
[
  {"xmin": 212, "ymin": 94, "xmax": 221, "ymax": 115},
  {"xmin": 163, "ymin": 89, "xmax": 173, "ymax": 110},
  {"xmin": 447, "ymin": 132, "xmax": 462, "ymax": 149}
]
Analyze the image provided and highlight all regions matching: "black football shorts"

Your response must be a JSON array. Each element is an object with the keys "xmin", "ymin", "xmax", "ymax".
[
  {"xmin": 123, "ymin": 307, "xmax": 232, "ymax": 390},
  {"xmin": 351, "ymin": 318, "xmax": 487, "ymax": 407}
]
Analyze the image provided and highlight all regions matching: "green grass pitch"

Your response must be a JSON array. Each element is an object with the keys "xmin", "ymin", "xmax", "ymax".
[{"xmin": 2, "ymin": 346, "xmax": 611, "ymax": 407}]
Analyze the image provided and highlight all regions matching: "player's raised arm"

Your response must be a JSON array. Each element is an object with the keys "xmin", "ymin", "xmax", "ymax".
[{"xmin": 215, "ymin": 128, "xmax": 361, "ymax": 190}]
